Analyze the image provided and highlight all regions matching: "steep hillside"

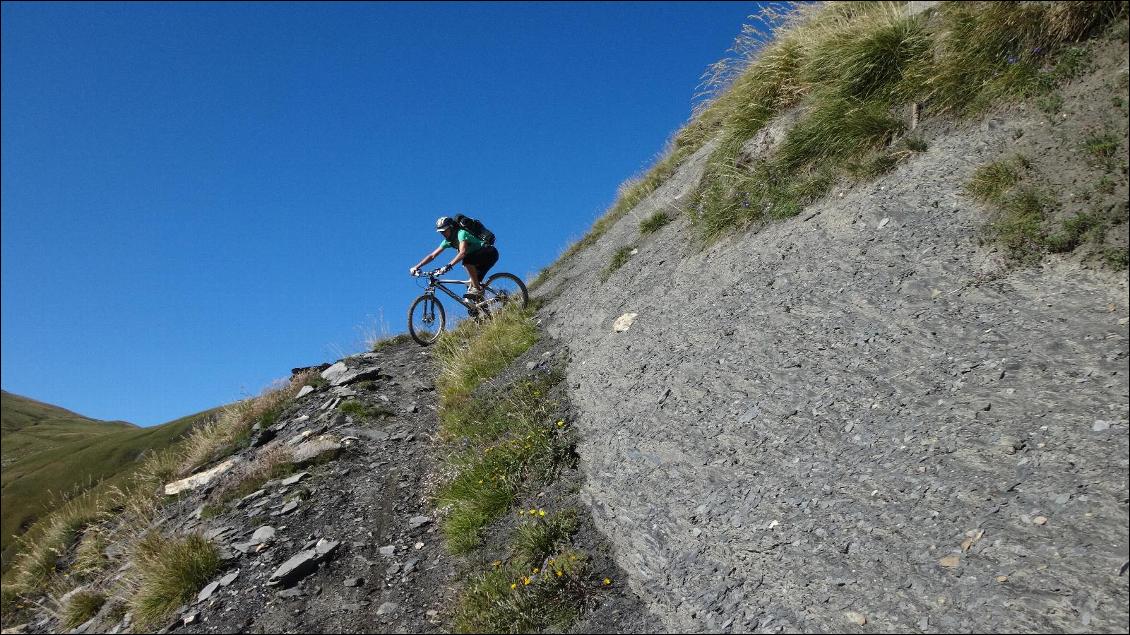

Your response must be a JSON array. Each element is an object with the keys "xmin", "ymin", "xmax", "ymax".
[
  {"xmin": 530, "ymin": 2, "xmax": 1130, "ymax": 632},
  {"xmin": 1, "ymin": 391, "xmax": 218, "ymax": 571},
  {"xmin": 2, "ymin": 2, "xmax": 1127, "ymax": 633},
  {"xmin": 1, "ymin": 336, "xmax": 653, "ymax": 634}
]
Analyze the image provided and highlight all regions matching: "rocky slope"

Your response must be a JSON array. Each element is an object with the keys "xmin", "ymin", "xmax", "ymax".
[
  {"xmin": 532, "ymin": 29, "xmax": 1130, "ymax": 635},
  {"xmin": 14, "ymin": 336, "xmax": 653, "ymax": 634}
]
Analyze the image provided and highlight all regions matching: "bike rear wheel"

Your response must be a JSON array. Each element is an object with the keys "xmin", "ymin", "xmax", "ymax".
[
  {"xmin": 408, "ymin": 295, "xmax": 446, "ymax": 346},
  {"xmin": 481, "ymin": 272, "xmax": 529, "ymax": 311}
]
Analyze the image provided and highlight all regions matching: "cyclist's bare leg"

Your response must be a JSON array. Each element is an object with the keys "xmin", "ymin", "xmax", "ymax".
[{"xmin": 464, "ymin": 264, "xmax": 482, "ymax": 292}]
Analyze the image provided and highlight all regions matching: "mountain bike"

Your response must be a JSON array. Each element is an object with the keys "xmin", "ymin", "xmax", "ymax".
[{"xmin": 407, "ymin": 270, "xmax": 529, "ymax": 346}]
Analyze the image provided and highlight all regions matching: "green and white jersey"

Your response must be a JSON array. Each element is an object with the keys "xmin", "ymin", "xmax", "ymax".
[{"xmin": 439, "ymin": 229, "xmax": 484, "ymax": 253}]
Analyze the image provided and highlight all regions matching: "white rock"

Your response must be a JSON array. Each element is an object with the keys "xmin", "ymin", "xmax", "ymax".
[
  {"xmin": 295, "ymin": 385, "xmax": 314, "ymax": 399},
  {"xmin": 164, "ymin": 458, "xmax": 241, "ymax": 496},
  {"xmin": 878, "ymin": 217, "xmax": 890, "ymax": 229},
  {"xmin": 251, "ymin": 526, "xmax": 276, "ymax": 544},
  {"xmin": 321, "ymin": 361, "xmax": 348, "ymax": 383},
  {"xmin": 613, "ymin": 313, "xmax": 639, "ymax": 333}
]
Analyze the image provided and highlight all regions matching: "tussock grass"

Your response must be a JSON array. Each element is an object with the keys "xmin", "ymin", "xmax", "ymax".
[
  {"xmin": 601, "ymin": 246, "xmax": 635, "ymax": 282},
  {"xmin": 514, "ymin": 510, "xmax": 578, "ymax": 568},
  {"xmin": 177, "ymin": 372, "xmax": 311, "ymax": 475},
  {"xmin": 968, "ymin": 156, "xmax": 1028, "ymax": 203},
  {"xmin": 128, "ymin": 533, "xmax": 218, "ymax": 631},
  {"xmin": 71, "ymin": 527, "xmax": 108, "ymax": 580},
  {"xmin": 61, "ymin": 589, "xmax": 105, "ymax": 629},
  {"xmin": 4, "ymin": 375, "xmax": 307, "ymax": 622},
  {"xmin": 6, "ymin": 491, "xmax": 108, "ymax": 595},
  {"xmin": 370, "ymin": 333, "xmax": 413, "ymax": 352},
  {"xmin": 434, "ymin": 306, "xmax": 539, "ymax": 408},
  {"xmin": 987, "ymin": 186, "xmax": 1051, "ymax": 262},
  {"xmin": 639, "ymin": 210, "xmax": 672, "ymax": 234},
  {"xmin": 436, "ymin": 377, "xmax": 567, "ymax": 553},
  {"xmin": 535, "ymin": 1, "xmax": 1125, "ymax": 265}
]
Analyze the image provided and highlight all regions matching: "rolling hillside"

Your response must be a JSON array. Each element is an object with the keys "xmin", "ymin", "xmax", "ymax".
[{"xmin": 0, "ymin": 391, "xmax": 218, "ymax": 570}]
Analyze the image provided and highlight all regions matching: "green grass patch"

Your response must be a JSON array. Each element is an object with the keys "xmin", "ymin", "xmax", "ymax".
[
  {"xmin": 370, "ymin": 333, "xmax": 414, "ymax": 352},
  {"xmin": 433, "ymin": 306, "xmax": 539, "ymax": 408},
  {"xmin": 970, "ymin": 155, "xmax": 1127, "ymax": 266},
  {"xmin": 987, "ymin": 186, "xmax": 1051, "ymax": 263},
  {"xmin": 129, "ymin": 533, "xmax": 219, "ymax": 631},
  {"xmin": 513, "ymin": 510, "xmax": 578, "ymax": 567},
  {"xmin": 453, "ymin": 548, "xmax": 589, "ymax": 634},
  {"xmin": 601, "ymin": 246, "xmax": 635, "ymax": 282},
  {"xmin": 1102, "ymin": 247, "xmax": 1129, "ymax": 270},
  {"xmin": 968, "ymin": 157, "xmax": 1027, "ymax": 204},
  {"xmin": 62, "ymin": 589, "xmax": 105, "ymax": 629},
  {"xmin": 639, "ymin": 210, "xmax": 672, "ymax": 234},
  {"xmin": 338, "ymin": 400, "xmax": 395, "ymax": 421},
  {"xmin": 1083, "ymin": 131, "xmax": 1121, "ymax": 168},
  {"xmin": 436, "ymin": 377, "xmax": 569, "ymax": 553}
]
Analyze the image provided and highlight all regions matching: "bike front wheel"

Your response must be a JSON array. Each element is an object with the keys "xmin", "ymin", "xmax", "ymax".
[
  {"xmin": 481, "ymin": 272, "xmax": 529, "ymax": 311},
  {"xmin": 408, "ymin": 295, "xmax": 446, "ymax": 346}
]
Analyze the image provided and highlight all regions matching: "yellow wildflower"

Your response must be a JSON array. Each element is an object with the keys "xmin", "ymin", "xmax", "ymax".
[
  {"xmin": 555, "ymin": 570, "xmax": 563, "ymax": 577},
  {"xmin": 603, "ymin": 578, "xmax": 612, "ymax": 586},
  {"xmin": 510, "ymin": 583, "xmax": 517, "ymax": 590},
  {"xmin": 522, "ymin": 577, "xmax": 531, "ymax": 585}
]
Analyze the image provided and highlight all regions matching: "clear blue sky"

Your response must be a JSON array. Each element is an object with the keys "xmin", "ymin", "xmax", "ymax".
[{"xmin": 2, "ymin": 1, "xmax": 764, "ymax": 426}]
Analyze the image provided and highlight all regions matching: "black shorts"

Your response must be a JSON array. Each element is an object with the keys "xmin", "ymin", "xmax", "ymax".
[{"xmin": 464, "ymin": 245, "xmax": 499, "ymax": 275}]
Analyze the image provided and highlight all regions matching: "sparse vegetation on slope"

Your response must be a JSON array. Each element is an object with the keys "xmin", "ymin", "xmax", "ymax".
[
  {"xmin": 532, "ymin": 0, "xmax": 1126, "ymax": 287},
  {"xmin": 0, "ymin": 391, "xmax": 216, "ymax": 571},
  {"xmin": 432, "ymin": 309, "xmax": 615, "ymax": 632},
  {"xmin": 1, "ymin": 375, "xmax": 311, "ymax": 627},
  {"xmin": 969, "ymin": 153, "xmax": 1129, "ymax": 265},
  {"xmin": 128, "ymin": 533, "xmax": 219, "ymax": 631}
]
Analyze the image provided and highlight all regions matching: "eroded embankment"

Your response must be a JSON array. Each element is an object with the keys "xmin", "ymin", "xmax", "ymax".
[{"xmin": 533, "ymin": 35, "xmax": 1130, "ymax": 635}]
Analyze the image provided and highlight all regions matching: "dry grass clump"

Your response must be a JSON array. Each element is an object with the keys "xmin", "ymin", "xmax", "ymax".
[
  {"xmin": 177, "ymin": 372, "xmax": 310, "ymax": 475},
  {"xmin": 205, "ymin": 444, "xmax": 295, "ymax": 510},
  {"xmin": 3, "ymin": 375, "xmax": 308, "ymax": 626},
  {"xmin": 539, "ymin": 1, "xmax": 1126, "ymax": 258},
  {"xmin": 127, "ymin": 532, "xmax": 218, "ymax": 631},
  {"xmin": 4, "ymin": 490, "xmax": 109, "ymax": 598},
  {"xmin": 61, "ymin": 589, "xmax": 105, "ymax": 629}
]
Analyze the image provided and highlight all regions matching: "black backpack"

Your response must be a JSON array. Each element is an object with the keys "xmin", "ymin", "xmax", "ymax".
[{"xmin": 453, "ymin": 213, "xmax": 496, "ymax": 246}]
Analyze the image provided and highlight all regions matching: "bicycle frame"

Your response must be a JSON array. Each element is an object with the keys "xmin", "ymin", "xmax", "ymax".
[{"xmin": 421, "ymin": 276, "xmax": 490, "ymax": 311}]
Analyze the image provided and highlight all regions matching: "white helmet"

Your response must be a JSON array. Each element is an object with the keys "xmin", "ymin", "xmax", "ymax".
[{"xmin": 435, "ymin": 216, "xmax": 455, "ymax": 232}]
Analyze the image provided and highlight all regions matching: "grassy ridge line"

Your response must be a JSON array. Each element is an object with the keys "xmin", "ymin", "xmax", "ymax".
[
  {"xmin": 432, "ymin": 308, "xmax": 602, "ymax": 632},
  {"xmin": 530, "ymin": 1, "xmax": 1125, "ymax": 288}
]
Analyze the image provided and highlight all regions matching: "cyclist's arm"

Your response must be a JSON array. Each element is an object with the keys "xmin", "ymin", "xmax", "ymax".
[
  {"xmin": 445, "ymin": 241, "xmax": 469, "ymax": 268},
  {"xmin": 413, "ymin": 246, "xmax": 445, "ymax": 271}
]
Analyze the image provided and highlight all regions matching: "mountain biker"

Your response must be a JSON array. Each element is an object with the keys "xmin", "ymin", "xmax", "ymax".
[{"xmin": 409, "ymin": 216, "xmax": 499, "ymax": 297}]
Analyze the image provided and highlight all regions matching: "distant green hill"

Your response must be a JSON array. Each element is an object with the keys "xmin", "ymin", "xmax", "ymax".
[{"xmin": 1, "ymin": 390, "xmax": 218, "ymax": 570}]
